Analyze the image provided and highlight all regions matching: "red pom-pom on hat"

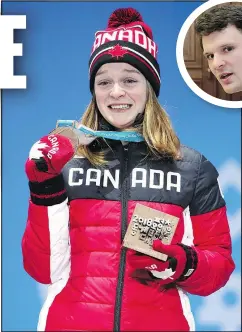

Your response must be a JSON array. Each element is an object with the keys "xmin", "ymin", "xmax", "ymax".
[
  {"xmin": 107, "ymin": 8, "xmax": 153, "ymax": 40},
  {"xmin": 108, "ymin": 8, "xmax": 143, "ymax": 28}
]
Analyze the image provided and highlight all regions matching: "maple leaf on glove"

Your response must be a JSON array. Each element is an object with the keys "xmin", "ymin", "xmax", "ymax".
[
  {"xmin": 25, "ymin": 134, "xmax": 75, "ymax": 206},
  {"xmin": 128, "ymin": 250, "xmax": 176, "ymax": 286},
  {"xmin": 129, "ymin": 240, "xmax": 198, "ymax": 287}
]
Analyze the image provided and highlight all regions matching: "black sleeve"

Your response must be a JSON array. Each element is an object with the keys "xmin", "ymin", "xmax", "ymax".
[{"xmin": 189, "ymin": 155, "xmax": 225, "ymax": 216}]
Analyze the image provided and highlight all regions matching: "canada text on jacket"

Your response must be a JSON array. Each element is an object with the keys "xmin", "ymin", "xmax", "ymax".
[{"xmin": 68, "ymin": 167, "xmax": 181, "ymax": 192}]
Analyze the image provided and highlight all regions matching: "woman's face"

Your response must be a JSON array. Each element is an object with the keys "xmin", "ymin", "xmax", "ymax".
[{"xmin": 94, "ymin": 63, "xmax": 147, "ymax": 129}]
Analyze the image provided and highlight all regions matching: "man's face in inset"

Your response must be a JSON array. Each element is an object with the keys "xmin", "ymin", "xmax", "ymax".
[{"xmin": 202, "ymin": 24, "xmax": 242, "ymax": 94}]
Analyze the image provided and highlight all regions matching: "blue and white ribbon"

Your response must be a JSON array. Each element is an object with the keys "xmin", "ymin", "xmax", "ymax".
[{"xmin": 56, "ymin": 120, "xmax": 144, "ymax": 142}]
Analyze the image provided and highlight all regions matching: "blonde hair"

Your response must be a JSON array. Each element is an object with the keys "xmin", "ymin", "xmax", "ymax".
[{"xmin": 77, "ymin": 81, "xmax": 180, "ymax": 166}]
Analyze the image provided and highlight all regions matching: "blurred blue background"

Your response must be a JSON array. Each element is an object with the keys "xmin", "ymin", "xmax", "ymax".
[{"xmin": 2, "ymin": 1, "xmax": 241, "ymax": 331}]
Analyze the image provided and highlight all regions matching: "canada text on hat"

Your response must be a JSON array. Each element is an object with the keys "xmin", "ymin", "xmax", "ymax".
[{"xmin": 91, "ymin": 25, "xmax": 158, "ymax": 58}]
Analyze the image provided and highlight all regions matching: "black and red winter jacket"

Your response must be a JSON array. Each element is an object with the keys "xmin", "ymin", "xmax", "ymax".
[{"xmin": 22, "ymin": 141, "xmax": 235, "ymax": 331}]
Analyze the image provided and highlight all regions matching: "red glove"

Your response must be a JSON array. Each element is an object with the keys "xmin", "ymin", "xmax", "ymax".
[
  {"xmin": 25, "ymin": 134, "xmax": 75, "ymax": 182},
  {"xmin": 129, "ymin": 240, "xmax": 198, "ymax": 287},
  {"xmin": 25, "ymin": 134, "xmax": 75, "ymax": 206},
  {"xmin": 128, "ymin": 250, "xmax": 174, "ymax": 285}
]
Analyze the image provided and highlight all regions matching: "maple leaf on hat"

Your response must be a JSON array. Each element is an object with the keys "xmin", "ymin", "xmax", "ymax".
[{"xmin": 108, "ymin": 44, "xmax": 128, "ymax": 59}]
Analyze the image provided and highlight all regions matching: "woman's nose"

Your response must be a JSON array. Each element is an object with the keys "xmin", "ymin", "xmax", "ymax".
[{"xmin": 109, "ymin": 83, "xmax": 126, "ymax": 98}]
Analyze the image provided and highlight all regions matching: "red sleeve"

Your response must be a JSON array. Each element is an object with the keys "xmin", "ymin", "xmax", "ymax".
[
  {"xmin": 178, "ymin": 157, "xmax": 235, "ymax": 296},
  {"xmin": 22, "ymin": 201, "xmax": 52, "ymax": 284},
  {"xmin": 22, "ymin": 176, "xmax": 70, "ymax": 284}
]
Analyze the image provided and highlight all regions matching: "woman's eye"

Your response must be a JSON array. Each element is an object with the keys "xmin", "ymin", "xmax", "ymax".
[
  {"xmin": 98, "ymin": 81, "xmax": 110, "ymax": 86},
  {"xmin": 124, "ymin": 79, "xmax": 137, "ymax": 84}
]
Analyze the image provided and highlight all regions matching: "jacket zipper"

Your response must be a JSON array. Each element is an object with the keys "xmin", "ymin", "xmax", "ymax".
[{"xmin": 113, "ymin": 144, "xmax": 129, "ymax": 332}]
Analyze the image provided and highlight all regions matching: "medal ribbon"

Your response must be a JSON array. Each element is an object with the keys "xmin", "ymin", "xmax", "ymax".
[{"xmin": 56, "ymin": 120, "xmax": 144, "ymax": 142}]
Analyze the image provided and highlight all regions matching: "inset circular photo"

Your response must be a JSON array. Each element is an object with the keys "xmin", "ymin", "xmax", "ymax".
[{"xmin": 176, "ymin": 0, "xmax": 242, "ymax": 108}]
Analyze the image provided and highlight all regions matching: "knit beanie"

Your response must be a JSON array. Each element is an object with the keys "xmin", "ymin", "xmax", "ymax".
[{"xmin": 89, "ymin": 8, "xmax": 161, "ymax": 96}]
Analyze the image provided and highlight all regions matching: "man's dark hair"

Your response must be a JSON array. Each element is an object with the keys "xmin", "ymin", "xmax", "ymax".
[{"xmin": 195, "ymin": 4, "xmax": 242, "ymax": 36}]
